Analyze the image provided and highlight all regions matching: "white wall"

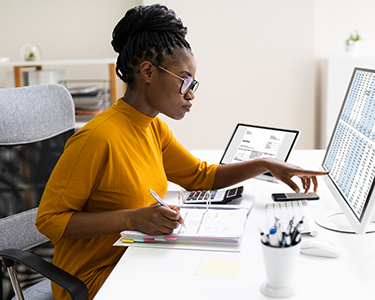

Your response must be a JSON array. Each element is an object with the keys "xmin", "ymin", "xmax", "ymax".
[
  {"xmin": 0, "ymin": 0, "xmax": 138, "ymax": 89},
  {"xmin": 146, "ymin": 0, "xmax": 375, "ymax": 151},
  {"xmin": 2, "ymin": 0, "xmax": 375, "ymax": 151},
  {"xmin": 314, "ymin": 0, "xmax": 375, "ymax": 148},
  {"xmin": 145, "ymin": 0, "xmax": 315, "ymax": 150},
  {"xmin": 314, "ymin": 0, "xmax": 375, "ymax": 58}
]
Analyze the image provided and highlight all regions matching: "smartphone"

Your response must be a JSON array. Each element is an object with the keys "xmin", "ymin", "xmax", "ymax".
[{"xmin": 271, "ymin": 192, "xmax": 319, "ymax": 202}]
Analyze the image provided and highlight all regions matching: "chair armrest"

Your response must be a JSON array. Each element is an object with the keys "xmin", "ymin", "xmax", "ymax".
[{"xmin": 0, "ymin": 249, "xmax": 88, "ymax": 300}]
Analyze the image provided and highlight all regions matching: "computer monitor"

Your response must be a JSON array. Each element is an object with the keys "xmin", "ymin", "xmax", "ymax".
[{"xmin": 318, "ymin": 67, "xmax": 375, "ymax": 234}]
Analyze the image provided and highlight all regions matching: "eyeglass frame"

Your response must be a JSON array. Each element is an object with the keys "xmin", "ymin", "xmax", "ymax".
[{"xmin": 139, "ymin": 61, "xmax": 199, "ymax": 94}]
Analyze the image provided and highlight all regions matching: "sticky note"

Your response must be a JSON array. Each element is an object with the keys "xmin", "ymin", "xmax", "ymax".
[{"xmin": 195, "ymin": 259, "xmax": 242, "ymax": 278}]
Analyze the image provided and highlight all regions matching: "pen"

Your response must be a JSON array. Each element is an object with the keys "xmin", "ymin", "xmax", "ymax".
[
  {"xmin": 287, "ymin": 216, "xmax": 295, "ymax": 235},
  {"xmin": 259, "ymin": 230, "xmax": 269, "ymax": 245},
  {"xmin": 291, "ymin": 219, "xmax": 303, "ymax": 241},
  {"xmin": 292, "ymin": 231, "xmax": 301, "ymax": 245},
  {"xmin": 275, "ymin": 218, "xmax": 283, "ymax": 244},
  {"xmin": 149, "ymin": 189, "xmax": 187, "ymax": 228},
  {"xmin": 280, "ymin": 232, "xmax": 286, "ymax": 247},
  {"xmin": 284, "ymin": 232, "xmax": 291, "ymax": 247}
]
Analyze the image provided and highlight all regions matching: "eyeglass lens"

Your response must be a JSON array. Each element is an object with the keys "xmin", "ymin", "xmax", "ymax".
[{"xmin": 181, "ymin": 77, "xmax": 199, "ymax": 94}]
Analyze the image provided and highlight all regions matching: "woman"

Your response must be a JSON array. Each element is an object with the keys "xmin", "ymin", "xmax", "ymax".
[{"xmin": 36, "ymin": 4, "xmax": 327, "ymax": 299}]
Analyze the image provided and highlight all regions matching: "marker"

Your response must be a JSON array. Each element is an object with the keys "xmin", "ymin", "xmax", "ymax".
[
  {"xmin": 268, "ymin": 227, "xmax": 280, "ymax": 247},
  {"xmin": 149, "ymin": 189, "xmax": 187, "ymax": 228}
]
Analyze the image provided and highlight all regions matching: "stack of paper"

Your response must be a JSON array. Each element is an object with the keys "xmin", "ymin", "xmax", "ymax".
[{"xmin": 119, "ymin": 206, "xmax": 250, "ymax": 247}]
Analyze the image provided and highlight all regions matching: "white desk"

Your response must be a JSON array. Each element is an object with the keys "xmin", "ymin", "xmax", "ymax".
[{"xmin": 94, "ymin": 150, "xmax": 375, "ymax": 300}]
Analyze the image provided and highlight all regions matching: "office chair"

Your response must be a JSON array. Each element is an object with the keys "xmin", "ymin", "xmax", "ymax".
[{"xmin": 0, "ymin": 84, "xmax": 88, "ymax": 300}]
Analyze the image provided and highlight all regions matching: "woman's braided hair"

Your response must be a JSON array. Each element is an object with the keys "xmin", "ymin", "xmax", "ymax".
[{"xmin": 111, "ymin": 4, "xmax": 191, "ymax": 87}]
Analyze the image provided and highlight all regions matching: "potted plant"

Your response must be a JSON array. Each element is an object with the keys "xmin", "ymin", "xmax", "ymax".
[
  {"xmin": 346, "ymin": 31, "xmax": 361, "ymax": 57},
  {"xmin": 20, "ymin": 41, "xmax": 42, "ymax": 61}
]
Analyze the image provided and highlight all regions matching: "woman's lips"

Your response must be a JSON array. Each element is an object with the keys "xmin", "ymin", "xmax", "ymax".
[{"xmin": 183, "ymin": 103, "xmax": 192, "ymax": 112}]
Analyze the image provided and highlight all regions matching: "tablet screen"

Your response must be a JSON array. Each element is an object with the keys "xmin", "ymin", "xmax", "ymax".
[{"xmin": 220, "ymin": 124, "xmax": 299, "ymax": 166}]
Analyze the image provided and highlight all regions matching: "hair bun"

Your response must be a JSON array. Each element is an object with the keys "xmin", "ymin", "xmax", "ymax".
[{"xmin": 112, "ymin": 4, "xmax": 187, "ymax": 54}]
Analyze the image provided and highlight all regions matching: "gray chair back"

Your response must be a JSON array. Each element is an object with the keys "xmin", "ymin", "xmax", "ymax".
[
  {"xmin": 0, "ymin": 208, "xmax": 48, "ymax": 251},
  {"xmin": 0, "ymin": 83, "xmax": 75, "ymax": 145},
  {"xmin": 0, "ymin": 84, "xmax": 75, "ymax": 218},
  {"xmin": 0, "ymin": 84, "xmax": 76, "ymax": 300}
]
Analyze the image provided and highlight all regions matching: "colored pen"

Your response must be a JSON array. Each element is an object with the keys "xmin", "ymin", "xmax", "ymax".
[{"xmin": 149, "ymin": 189, "xmax": 187, "ymax": 228}]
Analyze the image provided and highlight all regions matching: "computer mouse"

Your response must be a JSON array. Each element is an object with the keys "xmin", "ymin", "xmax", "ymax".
[{"xmin": 300, "ymin": 238, "xmax": 343, "ymax": 258}]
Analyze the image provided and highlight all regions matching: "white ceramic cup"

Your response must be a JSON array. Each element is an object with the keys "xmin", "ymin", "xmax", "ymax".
[{"xmin": 260, "ymin": 241, "xmax": 301, "ymax": 298}]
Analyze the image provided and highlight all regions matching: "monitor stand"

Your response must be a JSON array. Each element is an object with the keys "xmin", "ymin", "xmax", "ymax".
[{"xmin": 314, "ymin": 209, "xmax": 375, "ymax": 234}]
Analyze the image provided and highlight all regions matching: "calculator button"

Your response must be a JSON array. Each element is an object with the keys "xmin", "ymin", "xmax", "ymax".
[{"xmin": 198, "ymin": 191, "xmax": 206, "ymax": 200}]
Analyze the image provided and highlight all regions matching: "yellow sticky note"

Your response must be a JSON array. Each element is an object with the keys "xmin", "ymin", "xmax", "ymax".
[{"xmin": 196, "ymin": 259, "xmax": 242, "ymax": 278}]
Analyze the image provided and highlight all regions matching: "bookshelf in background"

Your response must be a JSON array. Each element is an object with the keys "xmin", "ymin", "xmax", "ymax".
[
  {"xmin": 60, "ymin": 80, "xmax": 110, "ymax": 123},
  {"xmin": 0, "ymin": 59, "xmax": 122, "ymax": 105}
]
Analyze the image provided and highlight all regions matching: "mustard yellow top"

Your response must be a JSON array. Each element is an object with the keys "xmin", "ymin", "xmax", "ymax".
[{"xmin": 36, "ymin": 99, "xmax": 218, "ymax": 300}]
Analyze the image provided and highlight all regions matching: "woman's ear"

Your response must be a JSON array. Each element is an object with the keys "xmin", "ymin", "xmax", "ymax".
[{"xmin": 138, "ymin": 61, "xmax": 154, "ymax": 83}]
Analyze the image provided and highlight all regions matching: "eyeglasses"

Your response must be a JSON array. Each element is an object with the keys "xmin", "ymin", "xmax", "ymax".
[{"xmin": 150, "ymin": 62, "xmax": 199, "ymax": 94}]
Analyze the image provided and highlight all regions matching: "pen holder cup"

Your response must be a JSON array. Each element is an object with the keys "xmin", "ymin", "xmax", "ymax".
[{"xmin": 260, "ymin": 241, "xmax": 301, "ymax": 298}]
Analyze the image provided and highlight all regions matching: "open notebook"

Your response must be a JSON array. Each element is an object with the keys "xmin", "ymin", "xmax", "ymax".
[{"xmin": 115, "ymin": 205, "xmax": 251, "ymax": 252}]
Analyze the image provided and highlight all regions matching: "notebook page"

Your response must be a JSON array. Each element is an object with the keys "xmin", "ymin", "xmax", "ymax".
[{"xmin": 175, "ymin": 207, "xmax": 248, "ymax": 237}]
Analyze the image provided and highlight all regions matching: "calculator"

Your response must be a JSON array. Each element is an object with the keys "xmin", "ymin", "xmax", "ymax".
[{"xmin": 182, "ymin": 186, "xmax": 244, "ymax": 204}]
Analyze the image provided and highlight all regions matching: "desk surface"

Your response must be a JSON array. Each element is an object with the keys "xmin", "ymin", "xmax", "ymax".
[{"xmin": 94, "ymin": 150, "xmax": 375, "ymax": 300}]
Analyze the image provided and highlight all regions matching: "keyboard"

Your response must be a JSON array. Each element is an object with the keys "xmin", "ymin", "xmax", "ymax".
[{"xmin": 265, "ymin": 200, "xmax": 318, "ymax": 236}]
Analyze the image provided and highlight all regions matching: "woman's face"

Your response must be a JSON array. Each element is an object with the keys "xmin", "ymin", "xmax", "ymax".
[{"xmin": 145, "ymin": 49, "xmax": 197, "ymax": 120}]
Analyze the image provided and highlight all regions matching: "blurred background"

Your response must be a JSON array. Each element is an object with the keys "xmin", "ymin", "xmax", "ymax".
[{"xmin": 1, "ymin": 0, "xmax": 375, "ymax": 150}]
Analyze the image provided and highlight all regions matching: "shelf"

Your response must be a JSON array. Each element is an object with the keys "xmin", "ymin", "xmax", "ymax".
[
  {"xmin": 61, "ymin": 79, "xmax": 110, "ymax": 123},
  {"xmin": 0, "ymin": 58, "xmax": 123, "ymax": 105}
]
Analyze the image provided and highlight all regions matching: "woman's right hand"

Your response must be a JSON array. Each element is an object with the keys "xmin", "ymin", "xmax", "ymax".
[{"xmin": 131, "ymin": 204, "xmax": 183, "ymax": 235}]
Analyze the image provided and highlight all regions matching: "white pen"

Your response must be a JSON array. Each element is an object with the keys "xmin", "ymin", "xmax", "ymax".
[{"xmin": 149, "ymin": 189, "xmax": 187, "ymax": 228}]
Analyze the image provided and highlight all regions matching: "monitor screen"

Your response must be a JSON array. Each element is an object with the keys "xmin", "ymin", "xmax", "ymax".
[{"xmin": 321, "ymin": 67, "xmax": 375, "ymax": 234}]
